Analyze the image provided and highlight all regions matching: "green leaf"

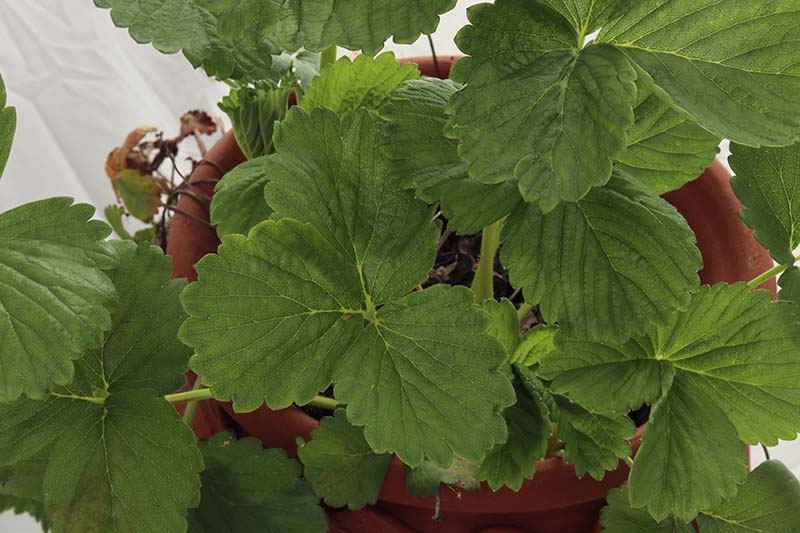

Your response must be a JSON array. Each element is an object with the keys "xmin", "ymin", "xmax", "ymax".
[
  {"xmin": 380, "ymin": 77, "xmax": 522, "ymax": 234},
  {"xmin": 448, "ymin": 0, "xmax": 637, "ymax": 211},
  {"xmin": 210, "ymin": 159, "xmax": 274, "ymax": 238},
  {"xmin": 95, "ymin": 0, "xmax": 279, "ymax": 80},
  {"xmin": 0, "ymin": 198, "xmax": 116, "ymax": 402},
  {"xmin": 554, "ymin": 395, "xmax": 634, "ymax": 481},
  {"xmin": 0, "ymin": 241, "xmax": 202, "ymax": 531},
  {"xmin": 629, "ymin": 374, "xmax": 747, "ymax": 522},
  {"xmin": 730, "ymin": 142, "xmax": 800, "ymax": 265},
  {"xmin": 219, "ymin": 82, "xmax": 291, "ymax": 160},
  {"xmin": 190, "ymin": 432, "xmax": 326, "ymax": 533},
  {"xmin": 116, "ymin": 169, "xmax": 161, "ymax": 222},
  {"xmin": 510, "ymin": 325, "xmax": 556, "ymax": 366},
  {"xmin": 600, "ymin": 0, "xmax": 800, "ymax": 146},
  {"xmin": 600, "ymin": 486, "xmax": 695, "ymax": 532},
  {"xmin": 0, "ymin": 459, "xmax": 51, "ymax": 531},
  {"xmin": 298, "ymin": 410, "xmax": 391, "ymax": 510},
  {"xmin": 302, "ymin": 53, "xmax": 419, "ymax": 114},
  {"xmin": 537, "ymin": 0, "xmax": 623, "ymax": 38},
  {"xmin": 696, "ymin": 460, "xmax": 800, "ymax": 532},
  {"xmin": 264, "ymin": 107, "xmax": 439, "ymax": 304},
  {"xmin": 616, "ymin": 86, "xmax": 720, "ymax": 194},
  {"xmin": 105, "ymin": 204, "xmax": 133, "ymax": 240},
  {"xmin": 195, "ymin": 0, "xmax": 457, "ymax": 55},
  {"xmin": 335, "ymin": 285, "xmax": 515, "ymax": 467},
  {"xmin": 481, "ymin": 299, "xmax": 520, "ymax": 356},
  {"xmin": 405, "ymin": 459, "xmax": 480, "ymax": 497},
  {"xmin": 475, "ymin": 389, "xmax": 551, "ymax": 491},
  {"xmin": 502, "ymin": 172, "xmax": 701, "ymax": 343},
  {"xmin": 0, "ymin": 73, "xmax": 16, "ymax": 177},
  {"xmin": 269, "ymin": 50, "xmax": 321, "ymax": 89},
  {"xmin": 779, "ymin": 267, "xmax": 800, "ymax": 306}
]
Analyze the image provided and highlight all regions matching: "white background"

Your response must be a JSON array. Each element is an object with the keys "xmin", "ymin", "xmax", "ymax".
[{"xmin": 0, "ymin": 1, "xmax": 797, "ymax": 530}]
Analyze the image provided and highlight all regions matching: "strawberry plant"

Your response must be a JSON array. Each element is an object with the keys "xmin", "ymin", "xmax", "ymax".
[{"xmin": 2, "ymin": 1, "xmax": 800, "ymax": 531}]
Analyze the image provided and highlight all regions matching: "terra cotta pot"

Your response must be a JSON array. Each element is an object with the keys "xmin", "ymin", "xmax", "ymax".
[{"xmin": 166, "ymin": 56, "xmax": 776, "ymax": 533}]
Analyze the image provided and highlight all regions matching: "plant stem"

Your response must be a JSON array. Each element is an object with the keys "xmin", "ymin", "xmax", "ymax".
[
  {"xmin": 304, "ymin": 395, "xmax": 340, "ymax": 411},
  {"xmin": 747, "ymin": 254, "xmax": 800, "ymax": 289},
  {"xmin": 164, "ymin": 387, "xmax": 215, "ymax": 405},
  {"xmin": 517, "ymin": 302, "xmax": 533, "ymax": 322},
  {"xmin": 471, "ymin": 219, "xmax": 504, "ymax": 302},
  {"xmin": 181, "ymin": 379, "xmax": 205, "ymax": 426},
  {"xmin": 320, "ymin": 45, "xmax": 338, "ymax": 68},
  {"xmin": 623, "ymin": 456, "xmax": 634, "ymax": 468}
]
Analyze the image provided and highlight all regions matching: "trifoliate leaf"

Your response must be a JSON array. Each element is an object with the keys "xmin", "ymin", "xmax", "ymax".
[
  {"xmin": 195, "ymin": 0, "xmax": 457, "ymax": 55},
  {"xmin": 616, "ymin": 87, "xmax": 720, "ymax": 194},
  {"xmin": 302, "ymin": 54, "xmax": 419, "ymax": 114},
  {"xmin": 0, "ymin": 198, "xmax": 115, "ymax": 402},
  {"xmin": 210, "ymin": 159, "xmax": 274, "ymax": 238},
  {"xmin": 510, "ymin": 325, "xmax": 556, "ymax": 366},
  {"xmin": 116, "ymin": 169, "xmax": 162, "ymax": 222},
  {"xmin": 696, "ymin": 460, "xmax": 800, "ymax": 532},
  {"xmin": 502, "ymin": 172, "xmax": 701, "ymax": 343},
  {"xmin": 475, "ymin": 389, "xmax": 551, "ymax": 491},
  {"xmin": 335, "ymin": 285, "xmax": 515, "ymax": 467},
  {"xmin": 779, "ymin": 267, "xmax": 800, "ymax": 306},
  {"xmin": 600, "ymin": 486, "xmax": 695, "ymax": 532},
  {"xmin": 554, "ymin": 396, "xmax": 634, "ymax": 481},
  {"xmin": 380, "ymin": 77, "xmax": 521, "ymax": 233},
  {"xmin": 482, "ymin": 299, "xmax": 520, "ymax": 356},
  {"xmin": 94, "ymin": 0, "xmax": 279, "ymax": 80},
  {"xmin": 0, "ymin": 241, "xmax": 201, "ymax": 531},
  {"xmin": 0, "ymin": 73, "xmax": 16, "ymax": 177},
  {"xmin": 448, "ymin": 0, "xmax": 637, "ymax": 211},
  {"xmin": 629, "ymin": 374, "xmax": 747, "ymax": 522},
  {"xmin": 190, "ymin": 432, "xmax": 326, "ymax": 533},
  {"xmin": 183, "ymin": 105, "xmax": 514, "ymax": 468},
  {"xmin": 730, "ymin": 142, "xmax": 800, "ymax": 265},
  {"xmin": 264, "ymin": 107, "xmax": 439, "ymax": 304},
  {"xmin": 298, "ymin": 410, "xmax": 391, "ymax": 510},
  {"xmin": 218, "ymin": 82, "xmax": 291, "ymax": 160},
  {"xmin": 599, "ymin": 0, "xmax": 800, "ymax": 146}
]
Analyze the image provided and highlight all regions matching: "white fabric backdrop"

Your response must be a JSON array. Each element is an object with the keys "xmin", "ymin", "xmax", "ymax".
[{"xmin": 0, "ymin": 1, "xmax": 796, "ymax": 530}]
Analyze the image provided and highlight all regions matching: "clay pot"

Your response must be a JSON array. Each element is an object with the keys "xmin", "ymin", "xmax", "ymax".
[{"xmin": 165, "ymin": 56, "xmax": 776, "ymax": 532}]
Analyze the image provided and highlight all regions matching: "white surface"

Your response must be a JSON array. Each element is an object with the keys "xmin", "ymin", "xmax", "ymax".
[{"xmin": 0, "ymin": 1, "xmax": 798, "ymax": 531}]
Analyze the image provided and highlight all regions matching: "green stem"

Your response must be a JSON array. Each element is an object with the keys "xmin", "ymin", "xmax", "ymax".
[
  {"xmin": 517, "ymin": 302, "xmax": 533, "ymax": 322},
  {"xmin": 181, "ymin": 379, "xmax": 205, "ymax": 426},
  {"xmin": 320, "ymin": 45, "xmax": 338, "ymax": 68},
  {"xmin": 623, "ymin": 456, "xmax": 634, "ymax": 468},
  {"xmin": 747, "ymin": 254, "xmax": 800, "ymax": 289},
  {"xmin": 304, "ymin": 395, "xmax": 340, "ymax": 411},
  {"xmin": 164, "ymin": 387, "xmax": 215, "ymax": 405},
  {"xmin": 471, "ymin": 219, "xmax": 504, "ymax": 302}
]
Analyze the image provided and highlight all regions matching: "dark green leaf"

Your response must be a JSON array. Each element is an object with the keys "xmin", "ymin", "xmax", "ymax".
[
  {"xmin": 269, "ymin": 50, "xmax": 321, "ymax": 89},
  {"xmin": 0, "ymin": 73, "xmax": 16, "ymax": 177},
  {"xmin": 600, "ymin": 486, "xmax": 695, "ymax": 532},
  {"xmin": 0, "ymin": 458, "xmax": 50, "ymax": 531},
  {"xmin": 190, "ymin": 432, "xmax": 326, "ymax": 533},
  {"xmin": 600, "ymin": 0, "xmax": 800, "ymax": 146},
  {"xmin": 502, "ymin": 172, "xmax": 701, "ymax": 343},
  {"xmin": 302, "ymin": 53, "xmax": 419, "ymax": 114},
  {"xmin": 210, "ymin": 159, "xmax": 274, "ymax": 237},
  {"xmin": 298, "ymin": 410, "xmax": 391, "ymax": 510},
  {"xmin": 448, "ymin": 0, "xmax": 637, "ymax": 211},
  {"xmin": 779, "ymin": 267, "xmax": 800, "ymax": 306},
  {"xmin": 0, "ymin": 198, "xmax": 115, "ymax": 402},
  {"xmin": 730, "ymin": 142, "xmax": 800, "ymax": 265},
  {"xmin": 218, "ymin": 82, "xmax": 291, "ymax": 159}
]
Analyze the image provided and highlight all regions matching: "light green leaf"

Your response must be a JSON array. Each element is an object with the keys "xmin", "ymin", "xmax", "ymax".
[
  {"xmin": 730, "ymin": 142, "xmax": 800, "ymax": 265},
  {"xmin": 0, "ymin": 198, "xmax": 115, "ymax": 402},
  {"xmin": 600, "ymin": 0, "xmax": 800, "ymax": 146},
  {"xmin": 475, "ymin": 389, "xmax": 550, "ymax": 491},
  {"xmin": 105, "ymin": 204, "xmax": 133, "ymax": 240},
  {"xmin": 510, "ymin": 325, "xmax": 556, "ymax": 366},
  {"xmin": 195, "ymin": 0, "xmax": 457, "ymax": 55},
  {"xmin": 482, "ymin": 299, "xmax": 520, "ymax": 356},
  {"xmin": 269, "ymin": 50, "xmax": 321, "ymax": 89},
  {"xmin": 696, "ymin": 460, "xmax": 800, "ymax": 532},
  {"xmin": 554, "ymin": 395, "xmax": 634, "ymax": 481},
  {"xmin": 380, "ymin": 76, "xmax": 522, "ymax": 234},
  {"xmin": 210, "ymin": 159, "xmax": 274, "ymax": 237},
  {"xmin": 600, "ymin": 486, "xmax": 695, "ymax": 532},
  {"xmin": 779, "ymin": 267, "xmax": 800, "ymax": 306},
  {"xmin": 264, "ymin": 107, "xmax": 439, "ymax": 304},
  {"xmin": 405, "ymin": 458, "xmax": 480, "ymax": 497},
  {"xmin": 629, "ymin": 374, "xmax": 747, "ymax": 522},
  {"xmin": 298, "ymin": 410, "xmax": 391, "ymax": 510},
  {"xmin": 502, "ymin": 172, "xmax": 701, "ymax": 343},
  {"xmin": 448, "ymin": 0, "xmax": 637, "ymax": 211},
  {"xmin": 94, "ymin": 0, "xmax": 279, "ymax": 80},
  {"xmin": 616, "ymin": 86, "xmax": 720, "ymax": 194},
  {"xmin": 335, "ymin": 285, "xmax": 515, "ymax": 467},
  {"xmin": 302, "ymin": 53, "xmax": 419, "ymax": 114},
  {"xmin": 0, "ymin": 73, "xmax": 16, "ymax": 177},
  {"xmin": 116, "ymin": 169, "xmax": 161, "ymax": 222},
  {"xmin": 190, "ymin": 432, "xmax": 326, "ymax": 533},
  {"xmin": 218, "ymin": 81, "xmax": 291, "ymax": 160}
]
